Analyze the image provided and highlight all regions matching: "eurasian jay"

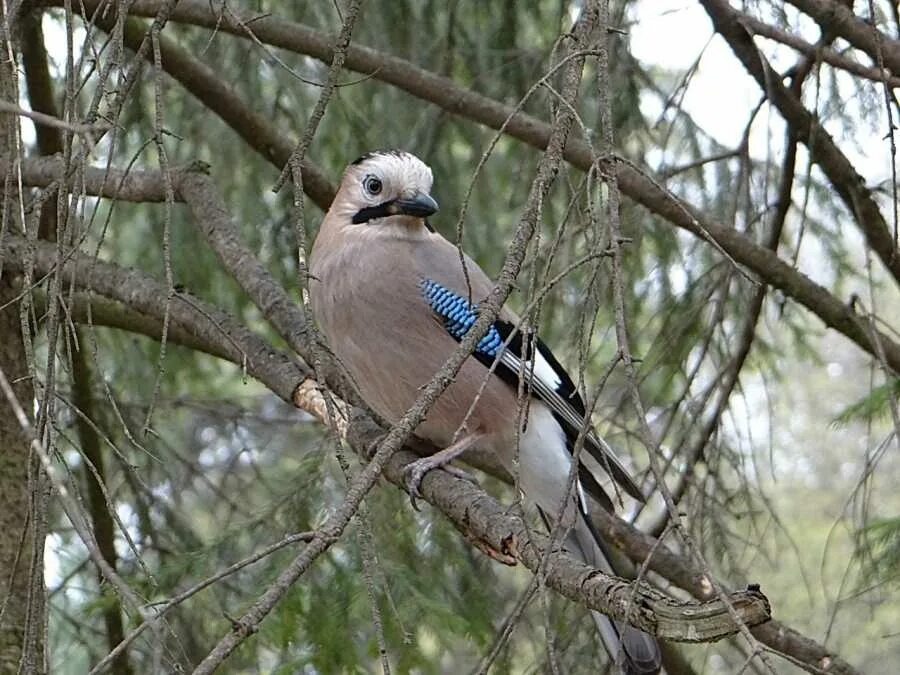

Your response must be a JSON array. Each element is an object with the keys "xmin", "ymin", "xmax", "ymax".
[{"xmin": 309, "ymin": 150, "xmax": 662, "ymax": 674}]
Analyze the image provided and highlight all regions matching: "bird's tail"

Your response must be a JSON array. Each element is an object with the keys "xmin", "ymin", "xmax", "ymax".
[{"xmin": 566, "ymin": 507, "xmax": 662, "ymax": 675}]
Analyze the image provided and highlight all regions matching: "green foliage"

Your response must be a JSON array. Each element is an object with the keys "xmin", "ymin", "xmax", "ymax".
[
  {"xmin": 833, "ymin": 378, "xmax": 900, "ymax": 427},
  {"xmin": 857, "ymin": 516, "xmax": 900, "ymax": 587},
  {"xmin": 23, "ymin": 0, "xmax": 900, "ymax": 672}
]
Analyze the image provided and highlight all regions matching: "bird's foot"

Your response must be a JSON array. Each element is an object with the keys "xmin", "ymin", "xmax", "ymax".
[
  {"xmin": 402, "ymin": 432, "xmax": 485, "ymax": 509},
  {"xmin": 403, "ymin": 457, "xmax": 478, "ymax": 511},
  {"xmin": 439, "ymin": 464, "xmax": 477, "ymax": 484}
]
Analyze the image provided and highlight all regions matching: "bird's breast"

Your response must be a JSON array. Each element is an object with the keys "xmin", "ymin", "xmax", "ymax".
[{"xmin": 309, "ymin": 236, "xmax": 518, "ymax": 448}]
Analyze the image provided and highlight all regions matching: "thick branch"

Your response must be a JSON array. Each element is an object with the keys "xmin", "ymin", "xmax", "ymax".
[
  {"xmin": 35, "ymin": 291, "xmax": 238, "ymax": 364},
  {"xmin": 380, "ymin": 446, "xmax": 770, "ymax": 642},
  {"xmin": 589, "ymin": 508, "xmax": 861, "ymax": 675},
  {"xmin": 0, "ymin": 283, "xmax": 37, "ymax": 672},
  {"xmin": 20, "ymin": 154, "xmax": 175, "ymax": 202},
  {"xmin": 0, "ymin": 234, "xmax": 306, "ymax": 404},
  {"xmin": 0, "ymin": 8, "xmax": 44, "ymax": 672},
  {"xmin": 173, "ymin": 168, "xmax": 377, "ymax": 425}
]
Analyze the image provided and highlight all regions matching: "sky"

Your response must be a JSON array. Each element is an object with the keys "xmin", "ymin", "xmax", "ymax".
[{"xmin": 630, "ymin": 0, "xmax": 896, "ymax": 187}]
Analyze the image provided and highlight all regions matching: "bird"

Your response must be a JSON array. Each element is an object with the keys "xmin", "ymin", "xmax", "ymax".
[{"xmin": 309, "ymin": 149, "xmax": 662, "ymax": 674}]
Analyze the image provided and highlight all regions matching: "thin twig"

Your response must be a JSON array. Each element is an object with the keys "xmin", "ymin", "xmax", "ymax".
[{"xmin": 0, "ymin": 99, "xmax": 109, "ymax": 135}]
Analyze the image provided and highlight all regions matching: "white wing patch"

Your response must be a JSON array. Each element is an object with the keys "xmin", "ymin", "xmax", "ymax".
[
  {"xmin": 518, "ymin": 403, "xmax": 586, "ymax": 514},
  {"xmin": 498, "ymin": 349, "xmax": 561, "ymax": 392},
  {"xmin": 532, "ymin": 349, "xmax": 562, "ymax": 389},
  {"xmin": 498, "ymin": 346, "xmax": 643, "ymax": 502}
]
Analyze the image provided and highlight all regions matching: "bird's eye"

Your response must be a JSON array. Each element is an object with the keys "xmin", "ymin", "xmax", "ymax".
[{"xmin": 363, "ymin": 175, "xmax": 383, "ymax": 196}]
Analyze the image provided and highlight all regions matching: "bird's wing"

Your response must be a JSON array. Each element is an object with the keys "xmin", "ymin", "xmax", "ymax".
[{"xmin": 418, "ymin": 275, "xmax": 644, "ymax": 503}]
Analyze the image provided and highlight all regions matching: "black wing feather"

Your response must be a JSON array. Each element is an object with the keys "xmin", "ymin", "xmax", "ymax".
[
  {"xmin": 419, "ymin": 279, "xmax": 644, "ymax": 503},
  {"xmin": 493, "ymin": 321, "xmax": 644, "ymax": 503}
]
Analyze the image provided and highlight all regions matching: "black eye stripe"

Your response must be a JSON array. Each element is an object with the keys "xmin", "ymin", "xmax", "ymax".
[{"xmin": 352, "ymin": 201, "xmax": 392, "ymax": 224}]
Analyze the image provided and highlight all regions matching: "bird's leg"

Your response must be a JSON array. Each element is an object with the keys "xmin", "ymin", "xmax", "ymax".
[{"xmin": 404, "ymin": 431, "xmax": 484, "ymax": 509}]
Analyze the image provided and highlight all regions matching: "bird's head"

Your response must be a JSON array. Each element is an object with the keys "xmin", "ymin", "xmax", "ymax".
[{"xmin": 333, "ymin": 150, "xmax": 438, "ymax": 230}]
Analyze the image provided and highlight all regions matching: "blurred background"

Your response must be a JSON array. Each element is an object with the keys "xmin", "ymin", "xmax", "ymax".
[{"xmin": 5, "ymin": 0, "xmax": 899, "ymax": 672}]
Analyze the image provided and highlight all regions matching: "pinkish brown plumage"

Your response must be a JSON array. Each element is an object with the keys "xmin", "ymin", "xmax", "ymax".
[
  {"xmin": 311, "ymin": 199, "xmax": 519, "ymax": 452},
  {"xmin": 309, "ymin": 150, "xmax": 661, "ymax": 674}
]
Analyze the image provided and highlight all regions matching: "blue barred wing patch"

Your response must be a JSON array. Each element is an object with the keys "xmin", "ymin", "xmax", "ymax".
[
  {"xmin": 420, "ymin": 279, "xmax": 643, "ymax": 502},
  {"xmin": 419, "ymin": 279, "xmax": 503, "ymax": 358}
]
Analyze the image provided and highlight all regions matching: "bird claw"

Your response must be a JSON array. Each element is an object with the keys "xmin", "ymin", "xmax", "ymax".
[
  {"xmin": 403, "ymin": 458, "xmax": 479, "ymax": 511},
  {"xmin": 403, "ymin": 459, "xmax": 432, "ymax": 511}
]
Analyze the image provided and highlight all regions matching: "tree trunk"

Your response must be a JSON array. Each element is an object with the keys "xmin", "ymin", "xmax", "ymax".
[
  {"xmin": 0, "ymin": 7, "xmax": 45, "ymax": 673},
  {"xmin": 0, "ymin": 276, "xmax": 41, "ymax": 673}
]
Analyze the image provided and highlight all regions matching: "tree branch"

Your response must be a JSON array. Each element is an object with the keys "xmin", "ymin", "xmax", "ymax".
[
  {"xmin": 787, "ymin": 0, "xmax": 900, "ymax": 76},
  {"xmin": 34, "ymin": 291, "xmax": 238, "ymax": 364},
  {"xmin": 589, "ymin": 507, "xmax": 861, "ymax": 675},
  {"xmin": 700, "ymin": 0, "xmax": 900, "ymax": 284},
  {"xmin": 19, "ymin": 154, "xmax": 175, "ymax": 202},
  {"xmin": 742, "ymin": 13, "xmax": 900, "ymax": 88},
  {"xmin": 35, "ymin": 0, "xmax": 900, "ymax": 369},
  {"xmin": 380, "ymin": 446, "xmax": 771, "ymax": 643},
  {"xmin": 0, "ymin": 233, "xmax": 307, "ymax": 404},
  {"xmin": 13, "ymin": 155, "xmax": 900, "ymax": 376}
]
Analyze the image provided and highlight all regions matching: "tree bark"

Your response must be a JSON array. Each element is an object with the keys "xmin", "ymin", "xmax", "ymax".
[
  {"xmin": 0, "ymin": 278, "xmax": 40, "ymax": 674},
  {"xmin": 21, "ymin": 14, "xmax": 133, "ymax": 672},
  {"xmin": 0, "ymin": 7, "xmax": 45, "ymax": 672}
]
